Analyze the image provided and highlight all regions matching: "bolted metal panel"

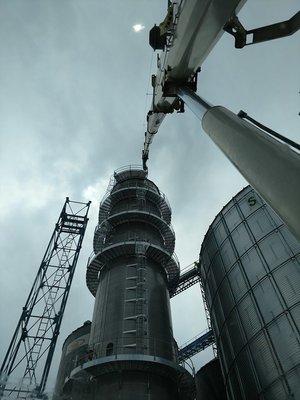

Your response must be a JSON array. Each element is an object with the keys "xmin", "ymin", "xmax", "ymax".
[
  {"xmin": 53, "ymin": 321, "xmax": 91, "ymax": 400},
  {"xmin": 195, "ymin": 358, "xmax": 226, "ymax": 400},
  {"xmin": 89, "ymin": 167, "xmax": 178, "ymax": 359},
  {"xmin": 92, "ymin": 370, "xmax": 178, "ymax": 400},
  {"xmin": 89, "ymin": 256, "xmax": 175, "ymax": 361},
  {"xmin": 200, "ymin": 186, "xmax": 300, "ymax": 400}
]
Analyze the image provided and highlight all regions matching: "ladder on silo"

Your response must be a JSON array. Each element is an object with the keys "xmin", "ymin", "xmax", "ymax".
[{"xmin": 122, "ymin": 252, "xmax": 149, "ymax": 354}]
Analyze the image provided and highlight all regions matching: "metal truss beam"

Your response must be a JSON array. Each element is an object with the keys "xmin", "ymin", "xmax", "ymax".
[
  {"xmin": 0, "ymin": 198, "xmax": 90, "ymax": 399},
  {"xmin": 171, "ymin": 263, "xmax": 200, "ymax": 297},
  {"xmin": 178, "ymin": 329, "xmax": 215, "ymax": 362}
]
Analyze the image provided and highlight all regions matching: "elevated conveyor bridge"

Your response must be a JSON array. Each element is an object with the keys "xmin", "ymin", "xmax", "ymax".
[
  {"xmin": 178, "ymin": 329, "xmax": 214, "ymax": 363},
  {"xmin": 171, "ymin": 262, "xmax": 215, "ymax": 362},
  {"xmin": 170, "ymin": 262, "xmax": 200, "ymax": 298}
]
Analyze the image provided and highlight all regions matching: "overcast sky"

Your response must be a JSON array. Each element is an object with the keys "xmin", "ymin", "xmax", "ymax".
[{"xmin": 0, "ymin": 0, "xmax": 299, "ymax": 396}]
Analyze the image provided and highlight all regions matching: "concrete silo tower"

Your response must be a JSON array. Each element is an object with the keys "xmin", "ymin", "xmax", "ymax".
[{"xmin": 70, "ymin": 166, "xmax": 193, "ymax": 399}]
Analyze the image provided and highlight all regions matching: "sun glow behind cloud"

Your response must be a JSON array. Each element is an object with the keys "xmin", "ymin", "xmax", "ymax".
[{"xmin": 132, "ymin": 24, "xmax": 145, "ymax": 32}]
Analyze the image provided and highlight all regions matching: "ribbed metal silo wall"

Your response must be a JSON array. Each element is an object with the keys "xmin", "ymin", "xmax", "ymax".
[
  {"xmin": 53, "ymin": 321, "xmax": 91, "ymax": 400},
  {"xmin": 88, "ymin": 169, "xmax": 177, "ymax": 362},
  {"xmin": 200, "ymin": 186, "xmax": 300, "ymax": 400},
  {"xmin": 84, "ymin": 167, "xmax": 194, "ymax": 400},
  {"xmin": 195, "ymin": 358, "xmax": 226, "ymax": 400}
]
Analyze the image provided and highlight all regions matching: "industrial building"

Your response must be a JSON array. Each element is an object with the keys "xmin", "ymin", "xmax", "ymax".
[{"xmin": 53, "ymin": 168, "xmax": 300, "ymax": 399}]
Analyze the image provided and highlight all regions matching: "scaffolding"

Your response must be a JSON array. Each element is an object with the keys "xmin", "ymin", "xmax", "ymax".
[{"xmin": 0, "ymin": 198, "xmax": 90, "ymax": 399}]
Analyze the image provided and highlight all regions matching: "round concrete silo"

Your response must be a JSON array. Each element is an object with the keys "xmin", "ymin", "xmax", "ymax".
[
  {"xmin": 195, "ymin": 358, "xmax": 226, "ymax": 400},
  {"xmin": 200, "ymin": 186, "xmax": 300, "ymax": 399},
  {"xmin": 53, "ymin": 321, "xmax": 91, "ymax": 400}
]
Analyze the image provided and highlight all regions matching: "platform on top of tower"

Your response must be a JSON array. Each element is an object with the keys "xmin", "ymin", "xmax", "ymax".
[{"xmin": 114, "ymin": 164, "xmax": 147, "ymax": 182}]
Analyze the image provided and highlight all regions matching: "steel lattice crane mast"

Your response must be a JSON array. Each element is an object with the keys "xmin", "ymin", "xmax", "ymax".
[
  {"xmin": 142, "ymin": 0, "xmax": 300, "ymax": 241},
  {"xmin": 0, "ymin": 199, "xmax": 90, "ymax": 400}
]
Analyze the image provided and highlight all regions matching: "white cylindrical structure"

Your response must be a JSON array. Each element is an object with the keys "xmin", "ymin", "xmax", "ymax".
[
  {"xmin": 202, "ymin": 106, "xmax": 300, "ymax": 241},
  {"xmin": 178, "ymin": 87, "xmax": 300, "ymax": 242}
]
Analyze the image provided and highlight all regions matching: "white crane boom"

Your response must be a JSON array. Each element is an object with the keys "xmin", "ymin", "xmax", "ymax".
[
  {"xmin": 141, "ymin": 2, "xmax": 300, "ymax": 240},
  {"xmin": 142, "ymin": 0, "xmax": 246, "ymax": 167},
  {"xmin": 178, "ymin": 87, "xmax": 300, "ymax": 242}
]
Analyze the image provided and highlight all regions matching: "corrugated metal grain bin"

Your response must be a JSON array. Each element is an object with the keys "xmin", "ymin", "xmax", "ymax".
[
  {"xmin": 53, "ymin": 321, "xmax": 91, "ymax": 400},
  {"xmin": 195, "ymin": 358, "xmax": 226, "ymax": 400},
  {"xmin": 200, "ymin": 186, "xmax": 300, "ymax": 400}
]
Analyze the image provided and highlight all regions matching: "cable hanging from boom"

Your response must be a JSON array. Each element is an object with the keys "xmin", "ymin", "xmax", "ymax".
[
  {"xmin": 141, "ymin": 1, "xmax": 300, "ymax": 169},
  {"xmin": 141, "ymin": 0, "xmax": 300, "ymax": 239}
]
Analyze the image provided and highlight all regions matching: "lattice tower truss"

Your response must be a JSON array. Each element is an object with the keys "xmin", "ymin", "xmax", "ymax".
[{"xmin": 0, "ymin": 199, "xmax": 90, "ymax": 399}]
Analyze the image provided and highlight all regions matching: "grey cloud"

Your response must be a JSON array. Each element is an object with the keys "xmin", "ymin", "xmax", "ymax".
[{"xmin": 0, "ymin": 0, "xmax": 299, "ymax": 394}]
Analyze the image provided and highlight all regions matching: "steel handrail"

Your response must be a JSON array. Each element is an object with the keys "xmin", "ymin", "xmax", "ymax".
[{"xmin": 73, "ymin": 335, "xmax": 178, "ymax": 370}]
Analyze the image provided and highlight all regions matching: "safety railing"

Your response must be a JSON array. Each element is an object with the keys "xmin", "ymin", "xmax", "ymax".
[
  {"xmin": 98, "ymin": 180, "xmax": 171, "ymax": 225},
  {"xmin": 88, "ymin": 236, "xmax": 179, "ymax": 264},
  {"xmin": 101, "ymin": 180, "xmax": 163, "ymax": 200},
  {"xmin": 114, "ymin": 164, "xmax": 144, "ymax": 175},
  {"xmin": 93, "ymin": 219, "xmax": 176, "ymax": 255},
  {"xmin": 178, "ymin": 329, "xmax": 214, "ymax": 362},
  {"xmin": 72, "ymin": 336, "xmax": 178, "ymax": 370},
  {"xmin": 107, "ymin": 204, "xmax": 161, "ymax": 218}
]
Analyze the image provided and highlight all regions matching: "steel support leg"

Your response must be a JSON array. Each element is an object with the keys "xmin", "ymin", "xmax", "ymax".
[{"xmin": 178, "ymin": 87, "xmax": 300, "ymax": 241}]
